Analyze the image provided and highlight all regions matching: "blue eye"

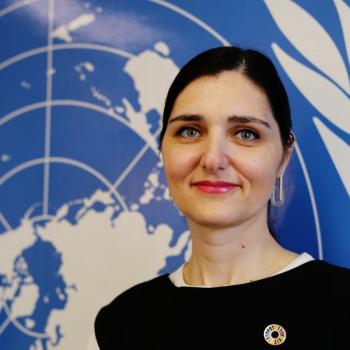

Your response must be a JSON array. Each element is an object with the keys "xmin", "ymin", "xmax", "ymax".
[
  {"xmin": 236, "ymin": 129, "xmax": 259, "ymax": 141},
  {"xmin": 177, "ymin": 127, "xmax": 201, "ymax": 138}
]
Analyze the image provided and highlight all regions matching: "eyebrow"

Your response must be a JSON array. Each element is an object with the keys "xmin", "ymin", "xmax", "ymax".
[{"xmin": 168, "ymin": 114, "xmax": 271, "ymax": 129}]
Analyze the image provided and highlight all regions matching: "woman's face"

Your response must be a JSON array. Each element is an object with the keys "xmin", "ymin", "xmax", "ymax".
[{"xmin": 161, "ymin": 70, "xmax": 293, "ymax": 229}]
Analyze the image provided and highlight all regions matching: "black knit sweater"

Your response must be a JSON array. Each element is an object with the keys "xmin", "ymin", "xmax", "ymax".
[{"xmin": 95, "ymin": 260, "xmax": 350, "ymax": 349}]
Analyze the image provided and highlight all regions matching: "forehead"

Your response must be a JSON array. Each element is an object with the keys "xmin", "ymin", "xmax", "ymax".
[{"xmin": 171, "ymin": 70, "xmax": 274, "ymax": 123}]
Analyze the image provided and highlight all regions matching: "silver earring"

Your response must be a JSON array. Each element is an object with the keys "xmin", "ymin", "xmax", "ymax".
[{"xmin": 271, "ymin": 174, "xmax": 285, "ymax": 207}]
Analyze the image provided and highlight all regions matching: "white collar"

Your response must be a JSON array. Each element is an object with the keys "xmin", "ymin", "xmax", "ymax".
[{"xmin": 168, "ymin": 252, "xmax": 314, "ymax": 288}]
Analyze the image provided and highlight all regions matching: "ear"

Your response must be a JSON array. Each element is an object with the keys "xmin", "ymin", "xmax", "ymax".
[{"xmin": 278, "ymin": 132, "xmax": 296, "ymax": 178}]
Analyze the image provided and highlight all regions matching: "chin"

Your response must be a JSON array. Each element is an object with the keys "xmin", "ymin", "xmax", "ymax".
[{"xmin": 185, "ymin": 210, "xmax": 242, "ymax": 229}]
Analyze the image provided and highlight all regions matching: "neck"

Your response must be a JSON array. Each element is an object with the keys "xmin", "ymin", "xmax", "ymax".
[{"xmin": 183, "ymin": 215, "xmax": 297, "ymax": 287}]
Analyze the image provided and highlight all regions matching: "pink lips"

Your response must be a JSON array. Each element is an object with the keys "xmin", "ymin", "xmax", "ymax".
[{"xmin": 191, "ymin": 181, "xmax": 238, "ymax": 193}]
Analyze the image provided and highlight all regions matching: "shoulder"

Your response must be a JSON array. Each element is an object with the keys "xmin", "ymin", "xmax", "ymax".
[
  {"xmin": 309, "ymin": 259, "xmax": 350, "ymax": 277},
  {"xmin": 304, "ymin": 260, "xmax": 350, "ymax": 299},
  {"xmin": 94, "ymin": 274, "xmax": 171, "ymax": 348},
  {"xmin": 95, "ymin": 273, "xmax": 171, "ymax": 321}
]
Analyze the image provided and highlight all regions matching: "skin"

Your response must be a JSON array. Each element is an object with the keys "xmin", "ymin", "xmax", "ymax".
[{"xmin": 161, "ymin": 70, "xmax": 297, "ymax": 287}]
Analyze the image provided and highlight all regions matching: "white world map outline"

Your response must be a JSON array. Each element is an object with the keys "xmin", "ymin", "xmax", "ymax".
[
  {"xmin": 1, "ymin": 301, "xmax": 49, "ymax": 338},
  {"xmin": 0, "ymin": 0, "xmax": 232, "ymax": 342},
  {"xmin": 0, "ymin": 1, "xmax": 322, "ymax": 255},
  {"xmin": 0, "ymin": 157, "xmax": 129, "ymax": 210},
  {"xmin": 0, "ymin": 43, "xmax": 133, "ymax": 71},
  {"xmin": 0, "ymin": 0, "xmax": 324, "ymax": 346}
]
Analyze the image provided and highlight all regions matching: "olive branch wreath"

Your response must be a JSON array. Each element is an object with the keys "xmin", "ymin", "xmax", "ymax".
[{"xmin": 265, "ymin": 0, "xmax": 350, "ymax": 197}]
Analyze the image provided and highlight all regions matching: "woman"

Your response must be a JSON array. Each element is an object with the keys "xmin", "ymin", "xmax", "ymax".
[{"xmin": 95, "ymin": 47, "xmax": 350, "ymax": 349}]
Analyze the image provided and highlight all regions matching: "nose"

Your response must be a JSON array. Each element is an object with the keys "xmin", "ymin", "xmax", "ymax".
[{"xmin": 199, "ymin": 134, "xmax": 229, "ymax": 173}]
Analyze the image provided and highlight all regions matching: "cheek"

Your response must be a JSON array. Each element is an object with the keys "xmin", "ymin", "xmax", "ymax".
[
  {"xmin": 235, "ymin": 152, "xmax": 280, "ymax": 191},
  {"xmin": 162, "ymin": 148, "xmax": 196, "ymax": 185}
]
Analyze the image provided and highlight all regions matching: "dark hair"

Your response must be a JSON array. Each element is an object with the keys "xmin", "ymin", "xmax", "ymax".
[
  {"xmin": 159, "ymin": 46, "xmax": 294, "ymax": 150},
  {"xmin": 159, "ymin": 46, "xmax": 295, "ymax": 239}
]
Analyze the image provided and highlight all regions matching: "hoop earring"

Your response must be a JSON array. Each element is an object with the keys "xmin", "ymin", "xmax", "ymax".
[{"xmin": 271, "ymin": 174, "xmax": 285, "ymax": 207}]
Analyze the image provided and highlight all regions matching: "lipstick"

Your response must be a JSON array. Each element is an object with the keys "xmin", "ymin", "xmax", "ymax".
[{"xmin": 191, "ymin": 181, "xmax": 238, "ymax": 193}]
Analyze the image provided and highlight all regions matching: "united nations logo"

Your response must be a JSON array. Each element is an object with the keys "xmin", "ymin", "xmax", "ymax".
[{"xmin": 0, "ymin": 1, "xmax": 229, "ymax": 349}]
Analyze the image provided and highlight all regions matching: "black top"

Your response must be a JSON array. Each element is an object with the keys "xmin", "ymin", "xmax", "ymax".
[{"xmin": 95, "ymin": 260, "xmax": 350, "ymax": 349}]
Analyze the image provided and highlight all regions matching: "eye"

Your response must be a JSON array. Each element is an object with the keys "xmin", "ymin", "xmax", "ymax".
[
  {"xmin": 235, "ymin": 128, "xmax": 260, "ymax": 142},
  {"xmin": 176, "ymin": 126, "xmax": 201, "ymax": 139}
]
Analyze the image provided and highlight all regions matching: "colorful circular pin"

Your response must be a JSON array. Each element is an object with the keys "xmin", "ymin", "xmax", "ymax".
[{"xmin": 263, "ymin": 324, "xmax": 287, "ymax": 346}]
